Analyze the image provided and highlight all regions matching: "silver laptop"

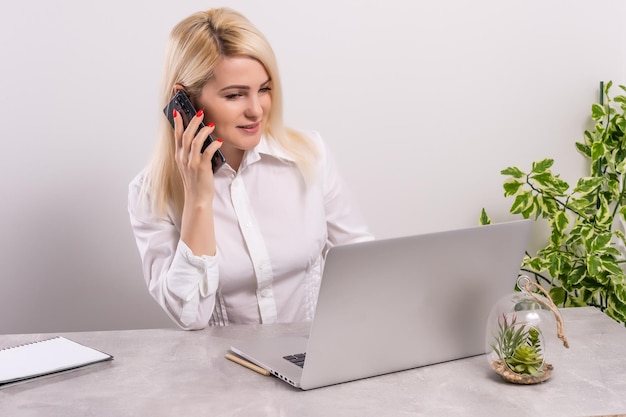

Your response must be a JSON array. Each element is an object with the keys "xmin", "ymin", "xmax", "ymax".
[{"xmin": 230, "ymin": 219, "xmax": 532, "ymax": 390}]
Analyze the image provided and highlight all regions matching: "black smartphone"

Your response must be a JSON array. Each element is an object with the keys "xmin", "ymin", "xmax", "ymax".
[{"xmin": 163, "ymin": 90, "xmax": 226, "ymax": 173}]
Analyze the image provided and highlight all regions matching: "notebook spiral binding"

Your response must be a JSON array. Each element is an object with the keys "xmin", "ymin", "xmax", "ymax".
[{"xmin": 0, "ymin": 336, "xmax": 61, "ymax": 352}]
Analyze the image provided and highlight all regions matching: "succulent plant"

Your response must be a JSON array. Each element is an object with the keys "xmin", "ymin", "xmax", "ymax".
[{"xmin": 490, "ymin": 314, "xmax": 544, "ymax": 376}]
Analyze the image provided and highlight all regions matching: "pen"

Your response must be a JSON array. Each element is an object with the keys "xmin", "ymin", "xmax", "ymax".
[{"xmin": 225, "ymin": 353, "xmax": 270, "ymax": 376}]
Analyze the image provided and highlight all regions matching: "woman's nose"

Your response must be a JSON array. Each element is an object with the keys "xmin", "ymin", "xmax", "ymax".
[{"xmin": 245, "ymin": 95, "xmax": 263, "ymax": 119}]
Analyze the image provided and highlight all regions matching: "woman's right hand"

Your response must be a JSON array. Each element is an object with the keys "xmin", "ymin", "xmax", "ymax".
[{"xmin": 172, "ymin": 108, "xmax": 223, "ymax": 204}]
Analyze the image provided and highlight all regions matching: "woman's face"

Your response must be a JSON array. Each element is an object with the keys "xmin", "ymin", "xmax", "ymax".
[{"xmin": 196, "ymin": 56, "xmax": 272, "ymax": 157}]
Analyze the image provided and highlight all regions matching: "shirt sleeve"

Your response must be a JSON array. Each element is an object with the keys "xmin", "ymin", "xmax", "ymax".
[
  {"xmin": 316, "ymin": 133, "xmax": 375, "ymax": 247},
  {"xmin": 127, "ymin": 174, "xmax": 219, "ymax": 330}
]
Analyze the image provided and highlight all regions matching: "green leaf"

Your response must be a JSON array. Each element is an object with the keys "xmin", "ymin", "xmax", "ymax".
[
  {"xmin": 531, "ymin": 172, "xmax": 556, "ymax": 189},
  {"xmin": 591, "ymin": 142, "xmax": 606, "ymax": 161},
  {"xmin": 541, "ymin": 196, "xmax": 560, "ymax": 216},
  {"xmin": 602, "ymin": 247, "xmax": 622, "ymax": 257},
  {"xmin": 521, "ymin": 197, "xmax": 538, "ymax": 219},
  {"xmin": 536, "ymin": 195, "xmax": 553, "ymax": 218},
  {"xmin": 590, "ymin": 233, "xmax": 612, "ymax": 252},
  {"xmin": 552, "ymin": 211, "xmax": 569, "ymax": 233},
  {"xmin": 501, "ymin": 166, "xmax": 525, "ymax": 179},
  {"xmin": 591, "ymin": 103, "xmax": 606, "ymax": 121},
  {"xmin": 551, "ymin": 176, "xmax": 570, "ymax": 194},
  {"xmin": 510, "ymin": 191, "xmax": 533, "ymax": 216},
  {"xmin": 576, "ymin": 142, "xmax": 591, "ymax": 158},
  {"xmin": 531, "ymin": 159, "xmax": 554, "ymax": 174},
  {"xmin": 573, "ymin": 177, "xmax": 604, "ymax": 194},
  {"xmin": 547, "ymin": 252, "xmax": 568, "ymax": 278},
  {"xmin": 606, "ymin": 301, "xmax": 626, "ymax": 323},
  {"xmin": 602, "ymin": 261, "xmax": 623, "ymax": 276},
  {"xmin": 479, "ymin": 209, "xmax": 491, "ymax": 225},
  {"xmin": 578, "ymin": 223, "xmax": 595, "ymax": 243},
  {"xmin": 568, "ymin": 195, "xmax": 596, "ymax": 212},
  {"xmin": 525, "ymin": 259, "xmax": 542, "ymax": 273},
  {"xmin": 569, "ymin": 265, "xmax": 587, "ymax": 286},
  {"xmin": 503, "ymin": 180, "xmax": 524, "ymax": 197},
  {"xmin": 596, "ymin": 196, "xmax": 613, "ymax": 227},
  {"xmin": 587, "ymin": 254, "xmax": 603, "ymax": 276},
  {"xmin": 612, "ymin": 285, "xmax": 626, "ymax": 304},
  {"xmin": 607, "ymin": 178, "xmax": 620, "ymax": 199},
  {"xmin": 549, "ymin": 287, "xmax": 566, "ymax": 306}
]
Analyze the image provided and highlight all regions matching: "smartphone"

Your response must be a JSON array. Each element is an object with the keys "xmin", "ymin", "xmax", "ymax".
[{"xmin": 163, "ymin": 90, "xmax": 226, "ymax": 173}]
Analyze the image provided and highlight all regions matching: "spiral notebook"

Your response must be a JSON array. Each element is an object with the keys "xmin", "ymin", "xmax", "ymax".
[{"xmin": 0, "ymin": 336, "xmax": 113, "ymax": 388}]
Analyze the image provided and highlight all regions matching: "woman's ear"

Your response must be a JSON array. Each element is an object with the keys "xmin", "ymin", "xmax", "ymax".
[{"xmin": 173, "ymin": 84, "xmax": 185, "ymax": 94}]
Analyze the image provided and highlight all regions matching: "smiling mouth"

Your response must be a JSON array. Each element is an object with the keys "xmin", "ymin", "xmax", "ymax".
[{"xmin": 238, "ymin": 122, "xmax": 260, "ymax": 129}]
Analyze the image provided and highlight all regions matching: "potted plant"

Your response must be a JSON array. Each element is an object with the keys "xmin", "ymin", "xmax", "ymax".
[
  {"xmin": 489, "ymin": 313, "xmax": 552, "ymax": 384},
  {"xmin": 481, "ymin": 81, "xmax": 626, "ymax": 324}
]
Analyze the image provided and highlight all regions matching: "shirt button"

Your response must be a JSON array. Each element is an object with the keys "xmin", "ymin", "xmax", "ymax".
[{"xmin": 260, "ymin": 289, "xmax": 271, "ymax": 298}]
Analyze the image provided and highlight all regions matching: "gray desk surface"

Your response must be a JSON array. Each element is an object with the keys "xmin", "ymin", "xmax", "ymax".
[{"xmin": 1, "ymin": 307, "xmax": 625, "ymax": 417}]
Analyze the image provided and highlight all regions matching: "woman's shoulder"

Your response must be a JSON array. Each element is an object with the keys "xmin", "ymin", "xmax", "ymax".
[
  {"xmin": 127, "ymin": 169, "xmax": 152, "ymax": 217},
  {"xmin": 128, "ymin": 169, "xmax": 147, "ymax": 193}
]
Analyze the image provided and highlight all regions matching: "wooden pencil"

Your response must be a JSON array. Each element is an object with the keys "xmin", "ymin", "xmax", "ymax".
[{"xmin": 225, "ymin": 353, "xmax": 270, "ymax": 376}]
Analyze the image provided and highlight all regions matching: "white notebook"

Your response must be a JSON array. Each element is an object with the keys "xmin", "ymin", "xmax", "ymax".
[{"xmin": 0, "ymin": 336, "xmax": 113, "ymax": 388}]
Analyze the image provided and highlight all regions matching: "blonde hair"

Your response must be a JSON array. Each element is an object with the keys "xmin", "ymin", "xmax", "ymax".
[{"xmin": 143, "ymin": 8, "xmax": 318, "ymax": 218}]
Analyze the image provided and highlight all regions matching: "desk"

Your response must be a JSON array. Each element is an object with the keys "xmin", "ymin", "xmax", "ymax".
[{"xmin": 1, "ymin": 307, "xmax": 625, "ymax": 417}]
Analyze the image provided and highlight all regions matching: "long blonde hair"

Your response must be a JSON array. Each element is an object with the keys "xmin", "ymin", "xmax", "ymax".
[{"xmin": 143, "ymin": 8, "xmax": 318, "ymax": 218}]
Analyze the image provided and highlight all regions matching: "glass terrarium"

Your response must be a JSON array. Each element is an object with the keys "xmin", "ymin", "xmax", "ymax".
[{"xmin": 486, "ymin": 276, "xmax": 569, "ymax": 384}]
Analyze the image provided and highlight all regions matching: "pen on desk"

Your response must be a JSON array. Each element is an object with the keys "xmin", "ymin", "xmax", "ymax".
[{"xmin": 225, "ymin": 353, "xmax": 270, "ymax": 376}]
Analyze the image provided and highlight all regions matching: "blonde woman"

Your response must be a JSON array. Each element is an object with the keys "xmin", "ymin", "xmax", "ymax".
[{"xmin": 128, "ymin": 8, "xmax": 372, "ymax": 330}]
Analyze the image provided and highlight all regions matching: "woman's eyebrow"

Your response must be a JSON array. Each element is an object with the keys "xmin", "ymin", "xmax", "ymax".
[{"xmin": 219, "ymin": 79, "xmax": 271, "ymax": 93}]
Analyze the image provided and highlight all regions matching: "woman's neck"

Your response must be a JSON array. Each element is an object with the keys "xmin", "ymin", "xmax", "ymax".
[{"xmin": 220, "ymin": 145, "xmax": 244, "ymax": 172}]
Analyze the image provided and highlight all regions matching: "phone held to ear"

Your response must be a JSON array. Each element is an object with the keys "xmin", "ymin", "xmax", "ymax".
[{"xmin": 163, "ymin": 90, "xmax": 226, "ymax": 173}]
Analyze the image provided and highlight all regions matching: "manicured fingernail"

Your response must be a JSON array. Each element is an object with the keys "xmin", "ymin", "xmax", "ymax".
[
  {"xmin": 172, "ymin": 109, "xmax": 178, "ymax": 118},
  {"xmin": 217, "ymin": 138, "xmax": 223, "ymax": 143},
  {"xmin": 208, "ymin": 122, "xmax": 215, "ymax": 128},
  {"xmin": 196, "ymin": 109, "xmax": 204, "ymax": 118}
]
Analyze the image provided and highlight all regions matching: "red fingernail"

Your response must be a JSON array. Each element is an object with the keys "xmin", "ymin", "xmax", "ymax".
[
  {"xmin": 172, "ymin": 109, "xmax": 178, "ymax": 118},
  {"xmin": 217, "ymin": 138, "xmax": 223, "ymax": 143},
  {"xmin": 208, "ymin": 122, "xmax": 215, "ymax": 128},
  {"xmin": 196, "ymin": 109, "xmax": 204, "ymax": 118}
]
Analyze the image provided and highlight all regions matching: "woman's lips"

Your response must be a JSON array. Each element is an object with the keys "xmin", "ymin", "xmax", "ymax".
[{"xmin": 238, "ymin": 122, "xmax": 260, "ymax": 134}]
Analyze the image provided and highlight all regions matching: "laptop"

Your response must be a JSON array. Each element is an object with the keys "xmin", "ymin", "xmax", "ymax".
[{"xmin": 230, "ymin": 219, "xmax": 532, "ymax": 390}]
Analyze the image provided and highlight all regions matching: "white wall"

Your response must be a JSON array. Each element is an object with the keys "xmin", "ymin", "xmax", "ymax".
[{"xmin": 0, "ymin": 0, "xmax": 624, "ymax": 333}]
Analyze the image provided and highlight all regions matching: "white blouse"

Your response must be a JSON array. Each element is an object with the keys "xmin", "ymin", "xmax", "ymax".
[{"xmin": 128, "ymin": 131, "xmax": 373, "ymax": 330}]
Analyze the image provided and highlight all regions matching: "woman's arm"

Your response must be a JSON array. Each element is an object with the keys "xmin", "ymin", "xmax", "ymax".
[
  {"xmin": 128, "ymin": 175, "xmax": 219, "ymax": 330},
  {"xmin": 316, "ymin": 133, "xmax": 374, "ymax": 246}
]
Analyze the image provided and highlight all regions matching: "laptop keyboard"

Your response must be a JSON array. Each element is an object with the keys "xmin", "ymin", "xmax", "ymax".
[{"xmin": 283, "ymin": 353, "xmax": 306, "ymax": 368}]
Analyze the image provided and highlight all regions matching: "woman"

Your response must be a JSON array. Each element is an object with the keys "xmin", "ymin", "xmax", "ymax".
[{"xmin": 128, "ymin": 7, "xmax": 372, "ymax": 330}]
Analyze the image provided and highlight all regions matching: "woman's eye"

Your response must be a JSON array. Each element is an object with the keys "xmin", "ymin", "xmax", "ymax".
[
  {"xmin": 260, "ymin": 87, "xmax": 272, "ymax": 93},
  {"xmin": 225, "ymin": 93, "xmax": 242, "ymax": 100}
]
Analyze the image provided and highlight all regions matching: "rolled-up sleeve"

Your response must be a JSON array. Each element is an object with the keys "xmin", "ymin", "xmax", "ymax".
[{"xmin": 128, "ymin": 175, "xmax": 219, "ymax": 330}]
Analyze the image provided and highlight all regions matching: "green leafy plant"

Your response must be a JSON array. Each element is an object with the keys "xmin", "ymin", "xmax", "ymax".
[
  {"xmin": 481, "ymin": 81, "xmax": 626, "ymax": 324},
  {"xmin": 490, "ymin": 314, "xmax": 544, "ymax": 375}
]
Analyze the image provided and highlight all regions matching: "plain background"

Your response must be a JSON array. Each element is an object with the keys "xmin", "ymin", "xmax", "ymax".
[{"xmin": 0, "ymin": 0, "xmax": 624, "ymax": 333}]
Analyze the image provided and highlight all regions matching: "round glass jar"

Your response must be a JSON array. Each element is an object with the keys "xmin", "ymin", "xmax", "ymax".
[{"xmin": 485, "ymin": 276, "xmax": 567, "ymax": 384}]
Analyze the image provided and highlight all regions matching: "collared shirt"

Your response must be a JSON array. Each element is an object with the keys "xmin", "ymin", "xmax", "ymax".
[{"xmin": 128, "ymin": 131, "xmax": 373, "ymax": 330}]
